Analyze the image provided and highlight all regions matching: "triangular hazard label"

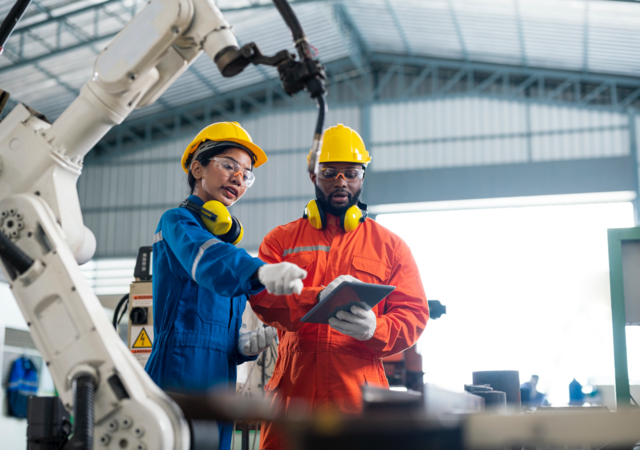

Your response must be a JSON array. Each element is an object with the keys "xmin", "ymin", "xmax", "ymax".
[{"xmin": 133, "ymin": 328, "xmax": 152, "ymax": 348}]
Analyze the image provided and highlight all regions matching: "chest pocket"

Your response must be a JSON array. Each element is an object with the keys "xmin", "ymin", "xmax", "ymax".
[
  {"xmin": 284, "ymin": 252, "xmax": 315, "ymax": 288},
  {"xmin": 352, "ymin": 255, "xmax": 390, "ymax": 284},
  {"xmin": 284, "ymin": 252, "xmax": 315, "ymax": 271}
]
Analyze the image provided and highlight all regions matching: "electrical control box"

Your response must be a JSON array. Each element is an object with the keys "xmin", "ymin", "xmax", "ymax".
[
  {"xmin": 127, "ymin": 246, "xmax": 153, "ymax": 367},
  {"xmin": 128, "ymin": 281, "xmax": 154, "ymax": 367}
]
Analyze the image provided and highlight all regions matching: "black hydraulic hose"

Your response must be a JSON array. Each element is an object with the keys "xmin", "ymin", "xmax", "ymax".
[
  {"xmin": 0, "ymin": 229, "xmax": 33, "ymax": 274},
  {"xmin": 112, "ymin": 293, "xmax": 129, "ymax": 329},
  {"xmin": 307, "ymin": 95, "xmax": 327, "ymax": 174},
  {"xmin": 0, "ymin": 0, "xmax": 33, "ymax": 54},
  {"xmin": 314, "ymin": 95, "xmax": 327, "ymax": 135},
  {"xmin": 65, "ymin": 375, "xmax": 95, "ymax": 450},
  {"xmin": 272, "ymin": 0, "xmax": 312, "ymax": 60}
]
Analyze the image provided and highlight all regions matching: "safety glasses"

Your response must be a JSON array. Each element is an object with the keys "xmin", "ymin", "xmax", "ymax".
[
  {"xmin": 318, "ymin": 167, "xmax": 365, "ymax": 182},
  {"xmin": 210, "ymin": 157, "xmax": 255, "ymax": 188}
]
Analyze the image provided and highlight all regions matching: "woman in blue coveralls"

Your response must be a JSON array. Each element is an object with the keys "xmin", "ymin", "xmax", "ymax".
[{"xmin": 145, "ymin": 122, "xmax": 307, "ymax": 450}]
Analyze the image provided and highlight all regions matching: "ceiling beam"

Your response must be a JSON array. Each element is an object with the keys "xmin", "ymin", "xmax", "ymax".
[
  {"xmin": 384, "ymin": 0, "xmax": 413, "ymax": 56},
  {"xmin": 0, "ymin": 0, "xmax": 329, "ymax": 75},
  {"xmin": 514, "ymin": 0, "xmax": 528, "ymax": 67},
  {"xmin": 332, "ymin": 2, "xmax": 370, "ymax": 73},
  {"xmin": 447, "ymin": 0, "xmax": 469, "ymax": 61}
]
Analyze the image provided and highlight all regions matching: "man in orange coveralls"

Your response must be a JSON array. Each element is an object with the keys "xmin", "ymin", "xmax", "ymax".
[{"xmin": 249, "ymin": 123, "xmax": 429, "ymax": 450}]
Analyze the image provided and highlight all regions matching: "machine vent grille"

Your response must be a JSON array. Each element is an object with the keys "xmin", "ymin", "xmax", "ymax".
[{"xmin": 4, "ymin": 327, "xmax": 37, "ymax": 350}]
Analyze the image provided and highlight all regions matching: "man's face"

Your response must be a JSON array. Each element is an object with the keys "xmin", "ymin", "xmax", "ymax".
[{"xmin": 310, "ymin": 162, "xmax": 364, "ymax": 216}]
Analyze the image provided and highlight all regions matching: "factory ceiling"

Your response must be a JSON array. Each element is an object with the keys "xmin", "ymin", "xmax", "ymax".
[{"xmin": 1, "ymin": 0, "xmax": 639, "ymax": 148}]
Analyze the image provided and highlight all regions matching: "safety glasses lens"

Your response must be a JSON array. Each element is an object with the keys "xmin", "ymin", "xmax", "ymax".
[
  {"xmin": 243, "ymin": 172, "xmax": 255, "ymax": 188},
  {"xmin": 344, "ymin": 170, "xmax": 361, "ymax": 179},
  {"xmin": 319, "ymin": 168, "xmax": 363, "ymax": 180},
  {"xmin": 319, "ymin": 169, "xmax": 337, "ymax": 179},
  {"xmin": 212, "ymin": 158, "xmax": 255, "ymax": 187}
]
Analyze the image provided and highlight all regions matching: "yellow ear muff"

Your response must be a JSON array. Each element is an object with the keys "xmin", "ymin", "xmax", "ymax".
[
  {"xmin": 303, "ymin": 200, "xmax": 325, "ymax": 230},
  {"xmin": 341, "ymin": 205, "xmax": 363, "ymax": 232},
  {"xmin": 201, "ymin": 200, "xmax": 233, "ymax": 236},
  {"xmin": 198, "ymin": 200, "xmax": 243, "ymax": 245}
]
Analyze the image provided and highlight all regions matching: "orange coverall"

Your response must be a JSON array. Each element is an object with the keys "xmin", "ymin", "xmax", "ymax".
[{"xmin": 249, "ymin": 214, "xmax": 429, "ymax": 449}]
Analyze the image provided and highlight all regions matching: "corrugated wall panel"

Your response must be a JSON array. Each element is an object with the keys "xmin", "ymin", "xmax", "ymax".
[
  {"xmin": 529, "ymin": 104, "xmax": 627, "ymax": 132},
  {"xmin": 241, "ymin": 152, "xmax": 315, "ymax": 202},
  {"xmin": 369, "ymin": 98, "xmax": 630, "ymax": 171},
  {"xmin": 371, "ymin": 98, "xmax": 528, "ymax": 143},
  {"xmin": 231, "ymin": 200, "xmax": 307, "ymax": 251},
  {"xmin": 83, "ymin": 208, "xmax": 166, "ymax": 256},
  {"xmin": 531, "ymin": 128, "xmax": 629, "ymax": 161},
  {"xmin": 372, "ymin": 137, "xmax": 528, "ymax": 171},
  {"xmin": 242, "ymin": 107, "xmax": 360, "ymax": 153}
]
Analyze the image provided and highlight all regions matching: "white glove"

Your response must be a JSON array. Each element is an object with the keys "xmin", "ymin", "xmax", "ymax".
[
  {"xmin": 319, "ymin": 274, "xmax": 362, "ymax": 301},
  {"xmin": 328, "ymin": 305, "xmax": 377, "ymax": 341},
  {"xmin": 258, "ymin": 262, "xmax": 307, "ymax": 295},
  {"xmin": 238, "ymin": 326, "xmax": 278, "ymax": 357}
]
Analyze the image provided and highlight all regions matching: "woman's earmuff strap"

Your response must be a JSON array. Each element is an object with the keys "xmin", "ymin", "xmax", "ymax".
[{"xmin": 180, "ymin": 199, "xmax": 218, "ymax": 222}]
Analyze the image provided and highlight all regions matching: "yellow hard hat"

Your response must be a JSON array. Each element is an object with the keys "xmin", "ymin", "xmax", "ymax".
[
  {"xmin": 308, "ymin": 124, "xmax": 371, "ymax": 167},
  {"xmin": 181, "ymin": 122, "xmax": 267, "ymax": 173}
]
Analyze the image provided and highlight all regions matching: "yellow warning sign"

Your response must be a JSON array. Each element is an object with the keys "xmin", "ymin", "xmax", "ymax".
[{"xmin": 132, "ymin": 328, "xmax": 153, "ymax": 349}]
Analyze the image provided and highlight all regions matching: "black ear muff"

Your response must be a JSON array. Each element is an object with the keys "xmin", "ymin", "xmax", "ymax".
[{"xmin": 217, "ymin": 216, "xmax": 243, "ymax": 245}]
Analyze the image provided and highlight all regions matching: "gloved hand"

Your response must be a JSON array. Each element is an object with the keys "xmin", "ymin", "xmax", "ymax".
[
  {"xmin": 238, "ymin": 326, "xmax": 278, "ymax": 357},
  {"xmin": 328, "ymin": 305, "xmax": 377, "ymax": 341},
  {"xmin": 258, "ymin": 262, "xmax": 307, "ymax": 295},
  {"xmin": 319, "ymin": 274, "xmax": 362, "ymax": 301}
]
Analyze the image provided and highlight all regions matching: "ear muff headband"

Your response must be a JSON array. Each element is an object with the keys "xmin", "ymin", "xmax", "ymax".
[{"xmin": 181, "ymin": 199, "xmax": 243, "ymax": 245}]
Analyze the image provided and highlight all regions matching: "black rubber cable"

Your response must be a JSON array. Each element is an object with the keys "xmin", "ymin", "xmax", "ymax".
[
  {"xmin": 0, "ymin": 230, "xmax": 33, "ymax": 274},
  {"xmin": 272, "ymin": 0, "xmax": 306, "ymax": 49},
  {"xmin": 0, "ymin": 0, "xmax": 33, "ymax": 50},
  {"xmin": 314, "ymin": 95, "xmax": 326, "ymax": 135},
  {"xmin": 64, "ymin": 375, "xmax": 95, "ymax": 450},
  {"xmin": 112, "ymin": 293, "xmax": 129, "ymax": 329}
]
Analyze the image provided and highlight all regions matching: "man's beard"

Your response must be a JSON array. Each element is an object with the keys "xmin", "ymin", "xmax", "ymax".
[{"xmin": 315, "ymin": 185, "xmax": 362, "ymax": 217}]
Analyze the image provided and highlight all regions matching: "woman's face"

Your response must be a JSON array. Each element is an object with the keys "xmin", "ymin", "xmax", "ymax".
[{"xmin": 191, "ymin": 147, "xmax": 253, "ymax": 207}]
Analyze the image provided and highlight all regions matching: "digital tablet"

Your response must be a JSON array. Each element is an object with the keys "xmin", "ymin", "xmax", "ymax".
[{"xmin": 300, "ymin": 281, "xmax": 396, "ymax": 324}]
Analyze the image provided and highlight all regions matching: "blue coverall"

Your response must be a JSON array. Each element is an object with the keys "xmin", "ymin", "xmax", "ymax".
[{"xmin": 146, "ymin": 194, "xmax": 266, "ymax": 450}]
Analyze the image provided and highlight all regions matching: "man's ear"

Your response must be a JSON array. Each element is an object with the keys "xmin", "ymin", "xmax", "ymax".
[{"xmin": 309, "ymin": 171, "xmax": 317, "ymax": 184}]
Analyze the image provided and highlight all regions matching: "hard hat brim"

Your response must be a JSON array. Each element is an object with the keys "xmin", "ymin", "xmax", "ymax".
[{"xmin": 182, "ymin": 138, "xmax": 268, "ymax": 173}]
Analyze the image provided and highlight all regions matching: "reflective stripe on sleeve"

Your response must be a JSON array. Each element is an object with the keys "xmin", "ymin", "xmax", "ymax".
[
  {"xmin": 282, "ymin": 245, "xmax": 331, "ymax": 257},
  {"xmin": 192, "ymin": 238, "xmax": 221, "ymax": 282},
  {"xmin": 153, "ymin": 231, "xmax": 163, "ymax": 244}
]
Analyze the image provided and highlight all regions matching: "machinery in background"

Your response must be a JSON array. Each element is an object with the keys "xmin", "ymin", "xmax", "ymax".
[
  {"xmin": 383, "ymin": 300, "xmax": 446, "ymax": 392},
  {"xmin": 236, "ymin": 305, "xmax": 277, "ymax": 399},
  {"xmin": 169, "ymin": 381, "xmax": 640, "ymax": 450},
  {"xmin": 607, "ymin": 226, "xmax": 640, "ymax": 408},
  {"xmin": 112, "ymin": 247, "xmax": 155, "ymax": 368},
  {"xmin": 26, "ymin": 396, "xmax": 72, "ymax": 450}
]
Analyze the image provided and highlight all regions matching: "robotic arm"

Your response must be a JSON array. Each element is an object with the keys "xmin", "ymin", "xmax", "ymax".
[{"xmin": 0, "ymin": 0, "xmax": 326, "ymax": 448}]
